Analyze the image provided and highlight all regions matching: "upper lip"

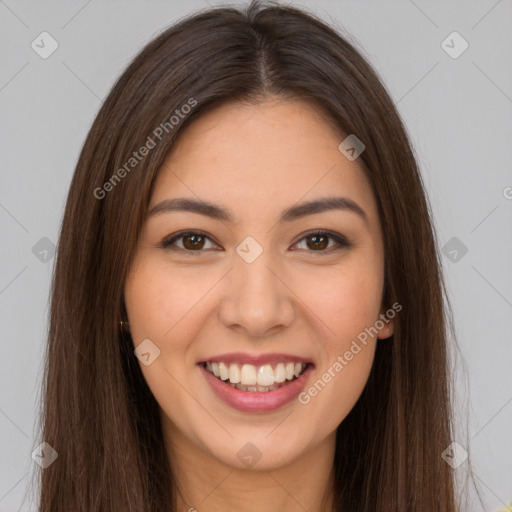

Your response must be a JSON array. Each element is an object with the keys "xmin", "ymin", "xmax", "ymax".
[{"xmin": 197, "ymin": 352, "xmax": 313, "ymax": 366}]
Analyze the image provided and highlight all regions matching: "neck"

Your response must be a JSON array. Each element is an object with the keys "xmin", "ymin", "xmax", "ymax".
[{"xmin": 162, "ymin": 416, "xmax": 336, "ymax": 512}]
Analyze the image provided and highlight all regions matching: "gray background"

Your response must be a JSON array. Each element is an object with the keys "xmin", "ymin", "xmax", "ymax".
[{"xmin": 1, "ymin": 1, "xmax": 511, "ymax": 510}]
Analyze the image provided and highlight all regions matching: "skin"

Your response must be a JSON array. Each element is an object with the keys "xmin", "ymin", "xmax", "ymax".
[{"xmin": 123, "ymin": 96, "xmax": 394, "ymax": 512}]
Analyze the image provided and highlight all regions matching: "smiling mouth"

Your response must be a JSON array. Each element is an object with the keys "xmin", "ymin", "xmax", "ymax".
[{"xmin": 203, "ymin": 361, "xmax": 309, "ymax": 392}]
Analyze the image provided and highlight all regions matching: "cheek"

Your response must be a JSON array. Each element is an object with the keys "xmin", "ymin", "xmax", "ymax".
[
  {"xmin": 305, "ymin": 260, "xmax": 384, "ymax": 343},
  {"xmin": 296, "ymin": 256, "xmax": 383, "ymax": 426},
  {"xmin": 298, "ymin": 257, "xmax": 382, "ymax": 389},
  {"xmin": 309, "ymin": 347, "xmax": 375, "ymax": 435},
  {"xmin": 124, "ymin": 259, "xmax": 204, "ymax": 343},
  {"xmin": 123, "ymin": 261, "xmax": 202, "ymax": 411},
  {"xmin": 298, "ymin": 273, "xmax": 381, "ymax": 430}
]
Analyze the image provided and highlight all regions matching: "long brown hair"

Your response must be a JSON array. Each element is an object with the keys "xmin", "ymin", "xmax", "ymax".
[{"xmin": 32, "ymin": 1, "xmax": 465, "ymax": 509}]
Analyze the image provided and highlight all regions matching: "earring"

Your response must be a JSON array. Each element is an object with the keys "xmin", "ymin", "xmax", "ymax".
[{"xmin": 120, "ymin": 320, "xmax": 130, "ymax": 331}]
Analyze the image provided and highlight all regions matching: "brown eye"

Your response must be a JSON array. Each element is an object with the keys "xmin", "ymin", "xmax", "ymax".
[
  {"xmin": 182, "ymin": 233, "xmax": 206, "ymax": 250},
  {"xmin": 293, "ymin": 230, "xmax": 351, "ymax": 253},
  {"xmin": 305, "ymin": 234, "xmax": 329, "ymax": 251},
  {"xmin": 161, "ymin": 231, "xmax": 218, "ymax": 252}
]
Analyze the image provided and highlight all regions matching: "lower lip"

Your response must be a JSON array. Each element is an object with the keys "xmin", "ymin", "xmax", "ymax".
[{"xmin": 199, "ymin": 363, "xmax": 313, "ymax": 413}]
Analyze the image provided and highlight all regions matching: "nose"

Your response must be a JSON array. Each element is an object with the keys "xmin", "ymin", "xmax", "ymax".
[{"xmin": 217, "ymin": 248, "xmax": 295, "ymax": 338}]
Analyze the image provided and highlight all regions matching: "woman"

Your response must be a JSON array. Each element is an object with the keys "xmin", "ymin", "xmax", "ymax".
[{"xmin": 36, "ymin": 1, "xmax": 464, "ymax": 510}]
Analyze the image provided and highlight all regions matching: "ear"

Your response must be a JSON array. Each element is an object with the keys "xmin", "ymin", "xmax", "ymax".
[{"xmin": 376, "ymin": 311, "xmax": 394, "ymax": 340}]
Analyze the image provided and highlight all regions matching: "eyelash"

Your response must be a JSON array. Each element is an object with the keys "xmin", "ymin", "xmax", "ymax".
[{"xmin": 160, "ymin": 229, "xmax": 352, "ymax": 255}]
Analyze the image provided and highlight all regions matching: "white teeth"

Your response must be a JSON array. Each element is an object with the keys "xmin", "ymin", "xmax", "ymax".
[
  {"xmin": 205, "ymin": 361, "xmax": 308, "ymax": 389},
  {"xmin": 257, "ymin": 364, "xmax": 274, "ymax": 387},
  {"xmin": 285, "ymin": 362, "xmax": 295, "ymax": 380},
  {"xmin": 228, "ymin": 363, "xmax": 241, "ymax": 383},
  {"xmin": 274, "ymin": 363, "xmax": 286, "ymax": 383},
  {"xmin": 218, "ymin": 362, "xmax": 229, "ymax": 381},
  {"xmin": 240, "ymin": 364, "xmax": 257, "ymax": 385},
  {"xmin": 233, "ymin": 381, "xmax": 280, "ymax": 392}
]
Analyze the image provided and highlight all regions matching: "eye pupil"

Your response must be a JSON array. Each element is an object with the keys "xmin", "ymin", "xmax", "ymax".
[
  {"xmin": 307, "ymin": 234, "xmax": 328, "ymax": 250},
  {"xmin": 183, "ymin": 234, "xmax": 205, "ymax": 250}
]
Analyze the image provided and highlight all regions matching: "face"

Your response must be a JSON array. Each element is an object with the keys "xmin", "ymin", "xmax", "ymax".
[{"xmin": 123, "ymin": 97, "xmax": 394, "ymax": 472}]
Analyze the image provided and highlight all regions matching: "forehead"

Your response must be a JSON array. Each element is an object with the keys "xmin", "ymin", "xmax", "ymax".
[{"xmin": 150, "ymin": 98, "xmax": 378, "ymax": 224}]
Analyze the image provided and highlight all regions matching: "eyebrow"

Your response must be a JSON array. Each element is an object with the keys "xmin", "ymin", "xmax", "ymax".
[{"xmin": 147, "ymin": 196, "xmax": 368, "ymax": 225}]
